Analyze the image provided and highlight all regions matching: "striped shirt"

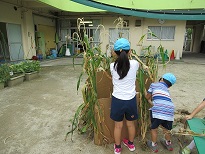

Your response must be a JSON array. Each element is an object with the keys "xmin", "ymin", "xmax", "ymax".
[{"xmin": 148, "ymin": 82, "xmax": 175, "ymax": 121}]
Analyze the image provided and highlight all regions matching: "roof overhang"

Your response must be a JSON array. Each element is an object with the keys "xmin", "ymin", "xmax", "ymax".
[
  {"xmin": 70, "ymin": 0, "xmax": 205, "ymax": 20},
  {"xmin": 38, "ymin": 0, "xmax": 105, "ymax": 12}
]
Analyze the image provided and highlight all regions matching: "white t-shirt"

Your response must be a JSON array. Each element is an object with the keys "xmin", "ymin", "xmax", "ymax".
[{"xmin": 110, "ymin": 59, "xmax": 139, "ymax": 100}]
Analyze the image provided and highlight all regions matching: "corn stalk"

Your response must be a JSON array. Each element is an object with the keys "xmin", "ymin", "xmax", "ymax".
[
  {"xmin": 133, "ymin": 29, "xmax": 169, "ymax": 141},
  {"xmin": 65, "ymin": 18, "xmax": 111, "ymax": 141}
]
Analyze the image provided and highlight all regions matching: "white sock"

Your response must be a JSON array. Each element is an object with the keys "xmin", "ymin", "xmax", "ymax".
[
  {"xmin": 152, "ymin": 141, "xmax": 156, "ymax": 146},
  {"xmin": 187, "ymin": 140, "xmax": 195, "ymax": 150},
  {"xmin": 166, "ymin": 140, "xmax": 171, "ymax": 145}
]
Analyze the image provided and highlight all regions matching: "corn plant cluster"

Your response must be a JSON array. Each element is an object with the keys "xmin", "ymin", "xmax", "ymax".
[
  {"xmin": 65, "ymin": 19, "xmax": 112, "ymax": 141},
  {"xmin": 133, "ymin": 30, "xmax": 169, "ymax": 140},
  {"xmin": 66, "ymin": 18, "xmax": 168, "ymax": 142}
]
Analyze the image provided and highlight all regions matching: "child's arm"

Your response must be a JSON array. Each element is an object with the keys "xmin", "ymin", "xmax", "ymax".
[
  {"xmin": 144, "ymin": 89, "xmax": 153, "ymax": 106},
  {"xmin": 186, "ymin": 100, "xmax": 205, "ymax": 120}
]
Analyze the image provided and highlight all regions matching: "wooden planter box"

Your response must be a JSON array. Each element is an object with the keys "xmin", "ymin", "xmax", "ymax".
[
  {"xmin": 0, "ymin": 82, "xmax": 4, "ymax": 90},
  {"xmin": 25, "ymin": 71, "xmax": 39, "ymax": 81},
  {"xmin": 8, "ymin": 74, "xmax": 25, "ymax": 87}
]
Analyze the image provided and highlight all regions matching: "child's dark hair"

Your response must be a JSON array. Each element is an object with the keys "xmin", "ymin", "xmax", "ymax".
[
  {"xmin": 114, "ymin": 50, "xmax": 130, "ymax": 79},
  {"xmin": 159, "ymin": 78, "xmax": 172, "ymax": 87}
]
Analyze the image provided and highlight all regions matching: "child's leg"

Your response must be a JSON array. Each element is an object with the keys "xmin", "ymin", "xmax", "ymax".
[
  {"xmin": 151, "ymin": 128, "xmax": 158, "ymax": 143},
  {"xmin": 147, "ymin": 114, "xmax": 159, "ymax": 152},
  {"xmin": 187, "ymin": 140, "xmax": 195, "ymax": 150},
  {"xmin": 181, "ymin": 140, "xmax": 195, "ymax": 154},
  {"xmin": 126, "ymin": 120, "xmax": 135, "ymax": 142},
  {"xmin": 123, "ymin": 120, "xmax": 136, "ymax": 152},
  {"xmin": 162, "ymin": 127, "xmax": 171, "ymax": 142},
  {"xmin": 161, "ymin": 127, "xmax": 173, "ymax": 151},
  {"xmin": 147, "ymin": 128, "xmax": 158, "ymax": 152},
  {"xmin": 114, "ymin": 121, "xmax": 123, "ymax": 145}
]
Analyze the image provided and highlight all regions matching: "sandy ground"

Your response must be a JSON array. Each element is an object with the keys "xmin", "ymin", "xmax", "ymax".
[{"xmin": 0, "ymin": 53, "xmax": 205, "ymax": 154}]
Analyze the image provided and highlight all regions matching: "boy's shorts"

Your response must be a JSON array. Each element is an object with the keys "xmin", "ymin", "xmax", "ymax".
[
  {"xmin": 150, "ymin": 111, "xmax": 173, "ymax": 130},
  {"xmin": 110, "ymin": 95, "xmax": 138, "ymax": 122}
]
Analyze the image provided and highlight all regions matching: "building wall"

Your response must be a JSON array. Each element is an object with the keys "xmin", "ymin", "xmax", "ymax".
[
  {"xmin": 33, "ymin": 15, "xmax": 56, "ymax": 27},
  {"xmin": 0, "ymin": 1, "xmax": 36, "ymax": 60},
  {"xmin": 0, "ymin": 1, "xmax": 22, "ymax": 24},
  {"xmin": 22, "ymin": 10, "xmax": 36, "ymax": 59},
  {"xmin": 0, "ymin": 1, "xmax": 56, "ymax": 60},
  {"xmin": 33, "ymin": 15, "xmax": 56, "ymax": 55},
  {"xmin": 100, "ymin": 17, "xmax": 186, "ymax": 58}
]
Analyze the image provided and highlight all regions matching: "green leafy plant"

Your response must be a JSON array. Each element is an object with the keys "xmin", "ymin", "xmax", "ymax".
[
  {"xmin": 9, "ymin": 62, "xmax": 25, "ymax": 77},
  {"xmin": 22, "ymin": 60, "xmax": 40, "ymax": 73},
  {"xmin": 0, "ymin": 64, "xmax": 10, "ymax": 83}
]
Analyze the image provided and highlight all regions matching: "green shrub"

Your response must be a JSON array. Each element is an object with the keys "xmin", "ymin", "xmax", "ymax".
[
  {"xmin": 0, "ymin": 64, "xmax": 10, "ymax": 83},
  {"xmin": 22, "ymin": 60, "xmax": 40, "ymax": 73},
  {"xmin": 9, "ymin": 62, "xmax": 24, "ymax": 77}
]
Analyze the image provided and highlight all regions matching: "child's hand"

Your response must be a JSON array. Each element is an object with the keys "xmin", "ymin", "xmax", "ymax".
[
  {"xmin": 148, "ymin": 100, "xmax": 154, "ymax": 106},
  {"xmin": 185, "ymin": 115, "xmax": 193, "ymax": 120}
]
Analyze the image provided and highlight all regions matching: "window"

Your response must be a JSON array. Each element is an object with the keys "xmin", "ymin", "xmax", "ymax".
[
  {"xmin": 69, "ymin": 19, "xmax": 100, "ymax": 42},
  {"xmin": 69, "ymin": 19, "xmax": 101, "ymax": 53},
  {"xmin": 109, "ymin": 28, "xmax": 129, "ymax": 45},
  {"xmin": 147, "ymin": 26, "xmax": 175, "ymax": 40}
]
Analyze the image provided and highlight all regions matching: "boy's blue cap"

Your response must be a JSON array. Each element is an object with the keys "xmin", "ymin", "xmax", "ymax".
[
  {"xmin": 114, "ymin": 38, "xmax": 130, "ymax": 51},
  {"xmin": 162, "ymin": 73, "xmax": 176, "ymax": 85}
]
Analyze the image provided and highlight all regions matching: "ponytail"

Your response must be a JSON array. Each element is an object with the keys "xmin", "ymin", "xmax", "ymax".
[{"xmin": 114, "ymin": 50, "xmax": 130, "ymax": 79}]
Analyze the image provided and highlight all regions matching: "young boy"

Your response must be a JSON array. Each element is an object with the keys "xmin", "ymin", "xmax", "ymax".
[
  {"xmin": 145, "ymin": 73, "xmax": 176, "ymax": 153},
  {"xmin": 181, "ymin": 98, "xmax": 205, "ymax": 154}
]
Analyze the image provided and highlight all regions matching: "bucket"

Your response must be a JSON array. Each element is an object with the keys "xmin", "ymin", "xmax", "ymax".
[
  {"xmin": 51, "ymin": 49, "xmax": 57, "ymax": 58},
  {"xmin": 37, "ymin": 54, "xmax": 43, "ymax": 60}
]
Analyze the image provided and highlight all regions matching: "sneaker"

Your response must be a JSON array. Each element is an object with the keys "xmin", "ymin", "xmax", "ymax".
[
  {"xmin": 160, "ymin": 138, "xmax": 173, "ymax": 151},
  {"xmin": 122, "ymin": 138, "xmax": 135, "ymax": 151},
  {"xmin": 147, "ymin": 140, "xmax": 158, "ymax": 153},
  {"xmin": 114, "ymin": 144, "xmax": 122, "ymax": 154},
  {"xmin": 181, "ymin": 146, "xmax": 191, "ymax": 154}
]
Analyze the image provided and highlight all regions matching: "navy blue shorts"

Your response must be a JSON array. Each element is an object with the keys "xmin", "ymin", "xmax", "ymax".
[
  {"xmin": 150, "ymin": 111, "xmax": 173, "ymax": 130},
  {"xmin": 110, "ymin": 96, "xmax": 138, "ymax": 122}
]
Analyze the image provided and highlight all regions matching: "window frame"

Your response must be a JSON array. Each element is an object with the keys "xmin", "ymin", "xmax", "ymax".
[{"xmin": 147, "ymin": 26, "xmax": 175, "ymax": 41}]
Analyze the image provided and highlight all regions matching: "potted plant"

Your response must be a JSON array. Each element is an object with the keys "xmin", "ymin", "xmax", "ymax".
[
  {"xmin": 22, "ymin": 60, "xmax": 40, "ymax": 81},
  {"xmin": 0, "ymin": 63, "xmax": 10, "ymax": 89},
  {"xmin": 8, "ymin": 62, "xmax": 25, "ymax": 87}
]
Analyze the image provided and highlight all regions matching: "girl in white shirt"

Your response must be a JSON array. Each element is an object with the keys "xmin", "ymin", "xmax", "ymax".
[{"xmin": 110, "ymin": 38, "xmax": 139, "ymax": 154}]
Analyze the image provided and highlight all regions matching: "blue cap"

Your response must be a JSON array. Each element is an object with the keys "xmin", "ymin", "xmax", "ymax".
[
  {"xmin": 114, "ymin": 38, "xmax": 130, "ymax": 51},
  {"xmin": 162, "ymin": 73, "xmax": 176, "ymax": 85}
]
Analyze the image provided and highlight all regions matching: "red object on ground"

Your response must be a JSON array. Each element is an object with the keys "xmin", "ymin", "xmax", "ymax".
[
  {"xmin": 170, "ymin": 50, "xmax": 175, "ymax": 60},
  {"xmin": 32, "ymin": 56, "xmax": 38, "ymax": 60}
]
